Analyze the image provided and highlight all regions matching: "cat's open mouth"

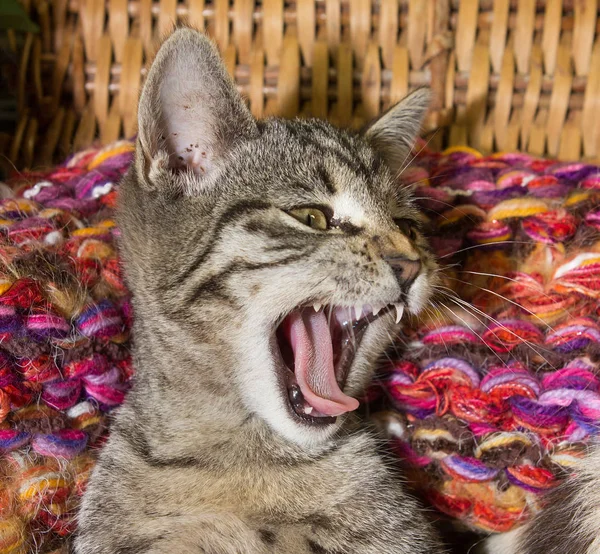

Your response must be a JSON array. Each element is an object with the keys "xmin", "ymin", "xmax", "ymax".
[{"xmin": 274, "ymin": 303, "xmax": 402, "ymax": 426}]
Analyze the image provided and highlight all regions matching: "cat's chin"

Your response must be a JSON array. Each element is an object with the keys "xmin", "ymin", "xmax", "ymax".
[{"xmin": 271, "ymin": 303, "xmax": 401, "ymax": 428}]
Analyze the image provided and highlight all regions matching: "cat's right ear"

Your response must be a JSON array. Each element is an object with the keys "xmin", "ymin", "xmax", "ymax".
[{"xmin": 136, "ymin": 28, "xmax": 258, "ymax": 191}]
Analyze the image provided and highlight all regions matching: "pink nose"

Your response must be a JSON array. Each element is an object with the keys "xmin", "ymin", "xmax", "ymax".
[{"xmin": 384, "ymin": 255, "xmax": 421, "ymax": 289}]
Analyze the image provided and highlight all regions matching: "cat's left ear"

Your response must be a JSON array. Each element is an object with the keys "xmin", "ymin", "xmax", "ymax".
[
  {"xmin": 136, "ymin": 27, "xmax": 258, "ymax": 190},
  {"xmin": 363, "ymin": 88, "xmax": 430, "ymax": 177}
]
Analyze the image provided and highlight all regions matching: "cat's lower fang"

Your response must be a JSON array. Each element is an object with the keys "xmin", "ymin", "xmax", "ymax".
[{"xmin": 288, "ymin": 384, "xmax": 336, "ymax": 422}]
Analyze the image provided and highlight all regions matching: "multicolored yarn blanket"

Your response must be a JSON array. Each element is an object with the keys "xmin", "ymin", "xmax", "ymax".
[
  {"xmin": 0, "ymin": 139, "xmax": 598, "ymax": 552},
  {"xmin": 372, "ymin": 147, "xmax": 600, "ymax": 534},
  {"xmin": 0, "ymin": 142, "xmax": 134, "ymax": 553}
]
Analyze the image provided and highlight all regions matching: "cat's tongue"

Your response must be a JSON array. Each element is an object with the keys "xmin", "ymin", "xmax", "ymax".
[{"xmin": 287, "ymin": 310, "xmax": 360, "ymax": 417}]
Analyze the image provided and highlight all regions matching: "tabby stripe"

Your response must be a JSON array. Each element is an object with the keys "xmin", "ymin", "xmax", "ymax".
[
  {"xmin": 242, "ymin": 219, "xmax": 312, "ymax": 243},
  {"xmin": 188, "ymin": 251, "xmax": 311, "ymax": 303},
  {"xmin": 170, "ymin": 200, "xmax": 272, "ymax": 288},
  {"xmin": 307, "ymin": 539, "xmax": 344, "ymax": 554},
  {"xmin": 317, "ymin": 165, "xmax": 336, "ymax": 195},
  {"xmin": 117, "ymin": 424, "xmax": 209, "ymax": 469},
  {"xmin": 285, "ymin": 126, "xmax": 372, "ymax": 183}
]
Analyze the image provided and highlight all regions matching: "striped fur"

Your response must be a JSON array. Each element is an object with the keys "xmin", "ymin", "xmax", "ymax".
[{"xmin": 74, "ymin": 28, "xmax": 444, "ymax": 553}]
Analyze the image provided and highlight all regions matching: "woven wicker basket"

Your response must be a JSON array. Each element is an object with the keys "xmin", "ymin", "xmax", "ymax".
[{"xmin": 3, "ymin": 0, "xmax": 600, "ymax": 170}]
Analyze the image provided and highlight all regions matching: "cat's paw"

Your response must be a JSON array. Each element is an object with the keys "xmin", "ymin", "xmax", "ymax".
[{"xmin": 479, "ymin": 528, "xmax": 523, "ymax": 554}]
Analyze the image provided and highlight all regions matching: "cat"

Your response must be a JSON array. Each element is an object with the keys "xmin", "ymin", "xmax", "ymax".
[
  {"xmin": 483, "ymin": 444, "xmax": 600, "ymax": 554},
  {"xmin": 74, "ymin": 27, "xmax": 445, "ymax": 554}
]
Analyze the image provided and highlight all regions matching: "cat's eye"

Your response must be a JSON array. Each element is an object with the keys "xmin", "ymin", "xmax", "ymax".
[
  {"xmin": 288, "ymin": 208, "xmax": 328, "ymax": 230},
  {"xmin": 395, "ymin": 218, "xmax": 417, "ymax": 240}
]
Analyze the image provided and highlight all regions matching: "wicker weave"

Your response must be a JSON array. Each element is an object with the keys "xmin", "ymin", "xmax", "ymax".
[{"xmin": 3, "ymin": 0, "xmax": 600, "ymax": 170}]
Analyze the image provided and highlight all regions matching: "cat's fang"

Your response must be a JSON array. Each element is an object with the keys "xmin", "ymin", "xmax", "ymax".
[
  {"xmin": 394, "ymin": 304, "xmax": 404, "ymax": 324},
  {"xmin": 372, "ymin": 304, "xmax": 382, "ymax": 316},
  {"xmin": 313, "ymin": 303, "xmax": 322, "ymax": 312},
  {"xmin": 354, "ymin": 304, "xmax": 363, "ymax": 320}
]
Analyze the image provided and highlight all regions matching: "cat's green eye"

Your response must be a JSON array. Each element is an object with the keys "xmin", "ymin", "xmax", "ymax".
[
  {"xmin": 288, "ymin": 208, "xmax": 328, "ymax": 230},
  {"xmin": 395, "ymin": 218, "xmax": 417, "ymax": 240}
]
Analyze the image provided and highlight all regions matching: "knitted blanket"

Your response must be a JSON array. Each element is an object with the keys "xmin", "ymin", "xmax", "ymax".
[
  {"xmin": 0, "ymin": 142, "xmax": 134, "ymax": 553},
  {"xmin": 0, "ymin": 141, "xmax": 598, "ymax": 552},
  {"xmin": 375, "ymin": 147, "xmax": 600, "ymax": 533}
]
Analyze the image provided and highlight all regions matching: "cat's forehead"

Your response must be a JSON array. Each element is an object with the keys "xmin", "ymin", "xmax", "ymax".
[
  {"xmin": 322, "ymin": 158, "xmax": 387, "ymax": 224},
  {"xmin": 257, "ymin": 119, "xmax": 394, "ymax": 212}
]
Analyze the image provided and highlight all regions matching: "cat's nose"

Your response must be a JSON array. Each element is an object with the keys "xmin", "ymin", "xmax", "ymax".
[{"xmin": 384, "ymin": 255, "xmax": 421, "ymax": 289}]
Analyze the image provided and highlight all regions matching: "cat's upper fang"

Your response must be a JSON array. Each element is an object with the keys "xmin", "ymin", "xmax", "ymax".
[{"xmin": 394, "ymin": 304, "xmax": 404, "ymax": 324}]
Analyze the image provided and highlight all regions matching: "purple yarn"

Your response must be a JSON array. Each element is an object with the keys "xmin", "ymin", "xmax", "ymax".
[
  {"xmin": 529, "ymin": 182, "xmax": 572, "ymax": 198},
  {"xmin": 0, "ymin": 309, "xmax": 22, "ymax": 336},
  {"xmin": 538, "ymin": 389, "xmax": 600, "ymax": 420},
  {"xmin": 445, "ymin": 168, "xmax": 494, "ymax": 190},
  {"xmin": 422, "ymin": 357, "xmax": 481, "ymax": 387},
  {"xmin": 83, "ymin": 365, "xmax": 128, "ymax": 406},
  {"xmin": 542, "ymin": 368, "xmax": 600, "ymax": 392},
  {"xmin": 551, "ymin": 163, "xmax": 600, "ymax": 182},
  {"xmin": 33, "ymin": 184, "xmax": 70, "ymax": 203},
  {"xmin": 26, "ymin": 313, "xmax": 70, "ymax": 341},
  {"xmin": 481, "ymin": 367, "xmax": 540, "ymax": 396},
  {"xmin": 71, "ymin": 170, "xmax": 110, "ymax": 199},
  {"xmin": 442, "ymin": 455, "xmax": 499, "ymax": 481},
  {"xmin": 42, "ymin": 378, "xmax": 83, "ymax": 410},
  {"xmin": 0, "ymin": 429, "xmax": 30, "ymax": 452},
  {"xmin": 510, "ymin": 396, "xmax": 569, "ymax": 428},
  {"xmin": 31, "ymin": 429, "xmax": 88, "ymax": 458},
  {"xmin": 76, "ymin": 300, "xmax": 124, "ymax": 339},
  {"xmin": 472, "ymin": 187, "xmax": 526, "ymax": 207},
  {"xmin": 96, "ymin": 152, "xmax": 134, "ymax": 172},
  {"xmin": 46, "ymin": 197, "xmax": 99, "ymax": 216}
]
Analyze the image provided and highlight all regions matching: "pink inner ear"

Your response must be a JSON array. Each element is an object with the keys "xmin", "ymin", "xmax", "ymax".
[
  {"xmin": 138, "ymin": 28, "xmax": 258, "ymax": 184},
  {"xmin": 160, "ymin": 89, "xmax": 215, "ymax": 176}
]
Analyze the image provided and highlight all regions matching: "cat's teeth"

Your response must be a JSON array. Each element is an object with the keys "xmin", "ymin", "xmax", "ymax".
[
  {"xmin": 355, "ymin": 304, "xmax": 363, "ymax": 320},
  {"xmin": 304, "ymin": 406, "xmax": 314, "ymax": 415},
  {"xmin": 394, "ymin": 304, "xmax": 404, "ymax": 324},
  {"xmin": 313, "ymin": 303, "xmax": 322, "ymax": 312},
  {"xmin": 372, "ymin": 304, "xmax": 382, "ymax": 316}
]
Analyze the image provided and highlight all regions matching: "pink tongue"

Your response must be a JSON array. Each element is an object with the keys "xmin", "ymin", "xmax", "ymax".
[{"xmin": 288, "ymin": 310, "xmax": 360, "ymax": 417}]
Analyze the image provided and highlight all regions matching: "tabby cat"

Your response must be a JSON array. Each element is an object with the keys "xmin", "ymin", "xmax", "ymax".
[{"xmin": 74, "ymin": 27, "xmax": 446, "ymax": 553}]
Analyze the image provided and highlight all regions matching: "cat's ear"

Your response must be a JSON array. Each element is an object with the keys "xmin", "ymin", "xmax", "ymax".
[
  {"xmin": 136, "ymin": 27, "xmax": 258, "ymax": 187},
  {"xmin": 363, "ymin": 88, "xmax": 430, "ymax": 177}
]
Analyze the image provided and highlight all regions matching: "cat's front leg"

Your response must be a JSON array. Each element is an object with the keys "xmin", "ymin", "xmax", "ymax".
[
  {"xmin": 75, "ymin": 512, "xmax": 272, "ymax": 554},
  {"xmin": 263, "ymin": 520, "xmax": 442, "ymax": 554},
  {"xmin": 270, "ymin": 493, "xmax": 444, "ymax": 554}
]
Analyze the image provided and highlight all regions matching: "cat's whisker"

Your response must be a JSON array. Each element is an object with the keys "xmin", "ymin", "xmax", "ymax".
[
  {"xmin": 428, "ymin": 300, "xmax": 454, "ymax": 359},
  {"xmin": 437, "ymin": 290, "xmax": 557, "ymax": 369},
  {"xmin": 437, "ymin": 240, "xmax": 533, "ymax": 258},
  {"xmin": 394, "ymin": 129, "xmax": 441, "ymax": 182},
  {"xmin": 444, "ymin": 276, "xmax": 556, "ymax": 332},
  {"xmin": 458, "ymin": 269, "xmax": 578, "ymax": 320},
  {"xmin": 382, "ymin": 333, "xmax": 402, "ymax": 364},
  {"xmin": 436, "ymin": 297, "xmax": 511, "ymax": 369}
]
